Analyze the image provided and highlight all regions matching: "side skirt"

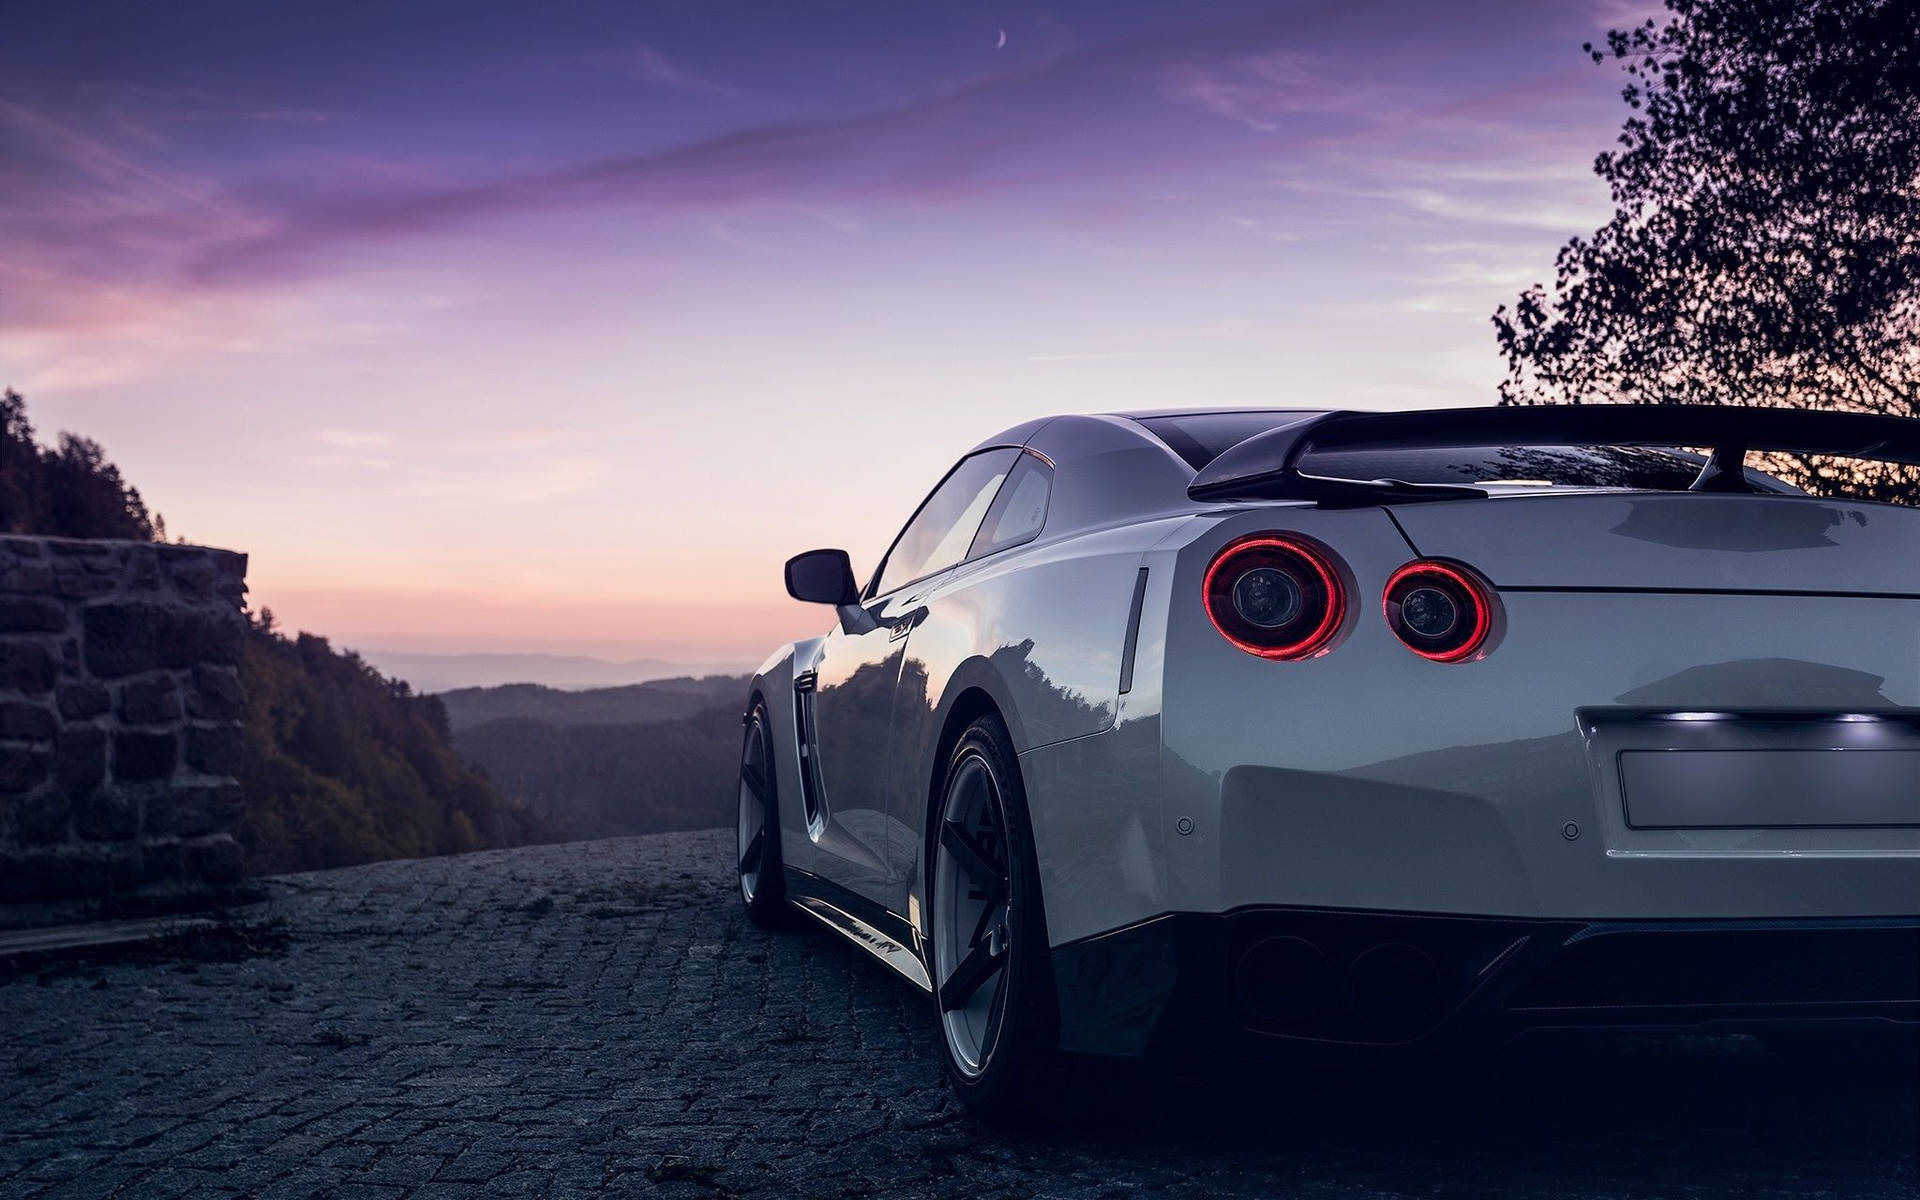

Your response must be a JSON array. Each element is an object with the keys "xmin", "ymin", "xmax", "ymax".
[{"xmin": 783, "ymin": 867, "xmax": 932, "ymax": 993}]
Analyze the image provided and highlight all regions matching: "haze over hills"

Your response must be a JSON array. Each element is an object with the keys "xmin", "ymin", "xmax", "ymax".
[
  {"xmin": 438, "ymin": 675, "xmax": 751, "ymax": 732},
  {"xmin": 444, "ymin": 676, "xmax": 752, "ymax": 841},
  {"xmin": 355, "ymin": 649, "xmax": 753, "ymax": 694}
]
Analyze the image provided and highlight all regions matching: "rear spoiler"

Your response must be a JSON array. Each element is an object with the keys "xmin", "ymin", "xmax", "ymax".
[{"xmin": 1187, "ymin": 404, "xmax": 1920, "ymax": 506}]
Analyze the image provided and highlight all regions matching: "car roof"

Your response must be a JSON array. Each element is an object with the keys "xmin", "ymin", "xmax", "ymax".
[{"xmin": 1105, "ymin": 407, "xmax": 1320, "ymax": 421}]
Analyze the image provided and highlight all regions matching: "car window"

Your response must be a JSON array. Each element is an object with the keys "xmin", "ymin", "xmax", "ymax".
[
  {"xmin": 968, "ymin": 453, "xmax": 1052, "ymax": 558},
  {"xmin": 1299, "ymin": 444, "xmax": 1800, "ymax": 493},
  {"xmin": 871, "ymin": 449, "xmax": 1019, "ymax": 597}
]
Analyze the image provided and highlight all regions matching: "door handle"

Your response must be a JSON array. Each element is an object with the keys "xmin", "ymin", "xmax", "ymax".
[{"xmin": 888, "ymin": 606, "xmax": 928, "ymax": 641}]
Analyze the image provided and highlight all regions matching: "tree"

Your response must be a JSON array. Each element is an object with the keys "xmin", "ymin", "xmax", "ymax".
[
  {"xmin": 0, "ymin": 388, "xmax": 161, "ymax": 538},
  {"xmin": 41, "ymin": 433, "xmax": 158, "ymax": 540},
  {"xmin": 1494, "ymin": 1, "xmax": 1920, "ymax": 422},
  {"xmin": 0, "ymin": 389, "xmax": 50, "ymax": 534}
]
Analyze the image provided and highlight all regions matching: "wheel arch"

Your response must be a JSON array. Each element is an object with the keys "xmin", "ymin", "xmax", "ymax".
[
  {"xmin": 923, "ymin": 655, "xmax": 1031, "ymax": 826},
  {"xmin": 926, "ymin": 685, "xmax": 1007, "ymax": 821},
  {"xmin": 916, "ymin": 661, "xmax": 1041, "ymax": 929}
]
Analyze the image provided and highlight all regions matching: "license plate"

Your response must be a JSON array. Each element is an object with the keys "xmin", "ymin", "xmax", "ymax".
[{"xmin": 1620, "ymin": 747, "xmax": 1920, "ymax": 829}]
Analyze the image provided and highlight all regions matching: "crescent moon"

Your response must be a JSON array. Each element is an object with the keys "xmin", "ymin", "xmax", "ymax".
[{"xmin": 994, "ymin": 28, "xmax": 1007, "ymax": 49}]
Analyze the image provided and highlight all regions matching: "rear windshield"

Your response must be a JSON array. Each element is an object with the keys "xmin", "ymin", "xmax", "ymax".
[{"xmin": 1135, "ymin": 412, "xmax": 1802, "ymax": 494}]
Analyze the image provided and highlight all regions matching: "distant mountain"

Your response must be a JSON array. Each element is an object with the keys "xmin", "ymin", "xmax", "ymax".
[
  {"xmin": 353, "ymin": 649, "xmax": 749, "ymax": 694},
  {"xmin": 455, "ymin": 706, "xmax": 742, "ymax": 840},
  {"xmin": 437, "ymin": 674, "xmax": 750, "ymax": 732},
  {"xmin": 444, "ymin": 676, "xmax": 752, "ymax": 840}
]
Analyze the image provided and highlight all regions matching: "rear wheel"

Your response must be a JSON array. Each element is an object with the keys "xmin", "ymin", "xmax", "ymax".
[
  {"xmin": 737, "ymin": 699, "xmax": 788, "ymax": 929},
  {"xmin": 929, "ymin": 714, "xmax": 1059, "ymax": 1123}
]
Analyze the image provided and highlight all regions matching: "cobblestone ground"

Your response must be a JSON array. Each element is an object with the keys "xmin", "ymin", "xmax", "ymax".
[{"xmin": 1, "ymin": 830, "xmax": 1915, "ymax": 1198}]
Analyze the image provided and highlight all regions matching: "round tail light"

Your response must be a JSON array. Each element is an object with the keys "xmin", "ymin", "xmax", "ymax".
[
  {"xmin": 1203, "ymin": 535, "xmax": 1348, "ymax": 660},
  {"xmin": 1384, "ymin": 560, "xmax": 1498, "ymax": 662}
]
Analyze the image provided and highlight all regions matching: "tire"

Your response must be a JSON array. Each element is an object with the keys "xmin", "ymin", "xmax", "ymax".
[
  {"xmin": 737, "ymin": 698, "xmax": 789, "ymax": 930},
  {"xmin": 927, "ymin": 714, "xmax": 1060, "ymax": 1124}
]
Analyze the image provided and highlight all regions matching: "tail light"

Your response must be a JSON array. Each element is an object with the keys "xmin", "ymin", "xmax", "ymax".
[
  {"xmin": 1383, "ymin": 560, "xmax": 1498, "ymax": 662},
  {"xmin": 1203, "ymin": 534, "xmax": 1348, "ymax": 660}
]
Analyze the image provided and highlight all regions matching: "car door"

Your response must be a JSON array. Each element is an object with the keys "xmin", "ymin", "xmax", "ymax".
[
  {"xmin": 809, "ymin": 448, "xmax": 1021, "ymax": 909},
  {"xmin": 879, "ymin": 450, "xmax": 1058, "ymax": 896}
]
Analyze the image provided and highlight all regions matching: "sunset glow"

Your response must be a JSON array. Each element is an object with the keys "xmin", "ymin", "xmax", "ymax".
[{"xmin": 0, "ymin": 0, "xmax": 1651, "ymax": 670}]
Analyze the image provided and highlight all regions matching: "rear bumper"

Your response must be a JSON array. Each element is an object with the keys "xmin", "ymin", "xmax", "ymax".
[{"xmin": 1049, "ymin": 907, "xmax": 1920, "ymax": 1062}]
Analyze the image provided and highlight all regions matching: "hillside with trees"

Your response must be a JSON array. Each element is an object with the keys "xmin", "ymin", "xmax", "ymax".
[
  {"xmin": 445, "ymin": 679, "xmax": 747, "ymax": 840},
  {"xmin": 0, "ymin": 387, "xmax": 546, "ymax": 872},
  {"xmin": 438, "ymin": 675, "xmax": 748, "ymax": 733}
]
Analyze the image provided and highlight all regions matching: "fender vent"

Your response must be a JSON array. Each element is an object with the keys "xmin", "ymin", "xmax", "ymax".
[{"xmin": 794, "ymin": 672, "xmax": 824, "ymax": 829}]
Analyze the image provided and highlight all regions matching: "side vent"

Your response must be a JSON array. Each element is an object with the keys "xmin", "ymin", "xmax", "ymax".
[
  {"xmin": 1118, "ymin": 567, "xmax": 1149, "ymax": 695},
  {"xmin": 793, "ymin": 671, "xmax": 824, "ymax": 829}
]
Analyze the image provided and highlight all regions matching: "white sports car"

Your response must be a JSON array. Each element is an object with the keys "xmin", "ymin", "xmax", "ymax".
[{"xmin": 734, "ymin": 405, "xmax": 1920, "ymax": 1119}]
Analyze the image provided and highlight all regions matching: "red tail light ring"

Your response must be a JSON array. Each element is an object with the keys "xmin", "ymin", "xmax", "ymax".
[
  {"xmin": 1203, "ymin": 534, "xmax": 1348, "ymax": 660},
  {"xmin": 1383, "ymin": 560, "xmax": 1498, "ymax": 663}
]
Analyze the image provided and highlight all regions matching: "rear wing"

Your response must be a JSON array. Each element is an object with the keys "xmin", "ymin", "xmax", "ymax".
[{"xmin": 1187, "ymin": 405, "xmax": 1920, "ymax": 506}]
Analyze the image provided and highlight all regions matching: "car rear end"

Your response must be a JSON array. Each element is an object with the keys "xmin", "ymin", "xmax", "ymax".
[{"xmin": 1052, "ymin": 414, "xmax": 1920, "ymax": 1062}]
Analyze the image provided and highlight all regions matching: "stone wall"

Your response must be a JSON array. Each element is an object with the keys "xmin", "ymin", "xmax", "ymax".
[{"xmin": 0, "ymin": 536, "xmax": 249, "ymax": 922}]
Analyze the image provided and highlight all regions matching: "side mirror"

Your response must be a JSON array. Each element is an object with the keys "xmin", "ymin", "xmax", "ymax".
[{"xmin": 785, "ymin": 548, "xmax": 860, "ymax": 606}]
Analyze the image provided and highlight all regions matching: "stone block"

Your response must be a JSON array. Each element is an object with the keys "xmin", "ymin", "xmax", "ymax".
[
  {"xmin": 0, "ymin": 844, "xmax": 139, "ymax": 900},
  {"xmin": 0, "ymin": 700, "xmax": 56, "ymax": 741},
  {"xmin": 188, "ymin": 665, "xmax": 243, "ymax": 719},
  {"xmin": 184, "ymin": 723, "xmax": 245, "ymax": 776},
  {"xmin": 146, "ymin": 781, "xmax": 243, "ymax": 837},
  {"xmin": 126, "ymin": 549, "xmax": 161, "ymax": 591},
  {"xmin": 207, "ymin": 549, "xmax": 248, "ymax": 588},
  {"xmin": 54, "ymin": 568, "xmax": 118, "ymax": 599},
  {"xmin": 83, "ymin": 604, "xmax": 238, "ymax": 676},
  {"xmin": 0, "ymin": 639, "xmax": 56, "ymax": 693},
  {"xmin": 0, "ymin": 596, "xmax": 66, "ymax": 633},
  {"xmin": 0, "ymin": 562, "xmax": 54, "ymax": 592},
  {"xmin": 138, "ymin": 836, "xmax": 183, "ymax": 883},
  {"xmin": 56, "ymin": 682, "xmax": 109, "ymax": 719},
  {"xmin": 56, "ymin": 726, "xmax": 107, "ymax": 796},
  {"xmin": 161, "ymin": 611, "xmax": 244, "ymax": 668},
  {"xmin": 183, "ymin": 834, "xmax": 245, "ymax": 885},
  {"xmin": 48, "ymin": 540, "xmax": 114, "ymax": 559},
  {"xmin": 112, "ymin": 730, "xmax": 177, "ymax": 783},
  {"xmin": 81, "ymin": 603, "xmax": 164, "ymax": 678},
  {"xmin": 164, "ymin": 555, "xmax": 214, "ymax": 600},
  {"xmin": 75, "ymin": 788, "xmax": 139, "ymax": 841},
  {"xmin": 0, "ymin": 744, "xmax": 51, "ymax": 793},
  {"xmin": 117, "ymin": 674, "xmax": 180, "ymax": 725},
  {"xmin": 11, "ymin": 786, "xmax": 70, "ymax": 844}
]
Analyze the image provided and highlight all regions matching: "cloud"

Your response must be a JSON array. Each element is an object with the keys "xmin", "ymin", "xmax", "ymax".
[
  {"xmin": 1, "ymin": 0, "xmax": 1626, "ymax": 331},
  {"xmin": 1587, "ymin": 0, "xmax": 1672, "ymax": 32},
  {"xmin": 306, "ymin": 425, "xmax": 600, "ymax": 502},
  {"xmin": 6, "ymin": 7, "xmax": 1364, "ymax": 297},
  {"xmin": 1025, "ymin": 351, "xmax": 1143, "ymax": 363},
  {"xmin": 598, "ymin": 44, "xmax": 748, "ymax": 99},
  {"xmin": 1159, "ymin": 51, "xmax": 1321, "ymax": 132},
  {"xmin": 406, "ymin": 454, "xmax": 606, "ymax": 502},
  {"xmin": 316, "ymin": 428, "xmax": 396, "ymax": 450}
]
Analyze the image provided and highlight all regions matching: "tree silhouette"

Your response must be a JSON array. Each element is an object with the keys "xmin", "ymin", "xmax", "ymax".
[
  {"xmin": 1494, "ymin": 1, "xmax": 1920, "ymax": 423},
  {"xmin": 0, "ymin": 388, "xmax": 160, "ymax": 539}
]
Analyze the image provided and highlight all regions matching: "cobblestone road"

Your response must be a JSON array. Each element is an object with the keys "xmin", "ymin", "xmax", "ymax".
[{"xmin": 2, "ymin": 830, "xmax": 1915, "ymax": 1198}]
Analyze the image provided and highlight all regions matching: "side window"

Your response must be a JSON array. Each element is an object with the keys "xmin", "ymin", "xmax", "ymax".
[
  {"xmin": 968, "ymin": 453, "xmax": 1052, "ymax": 558},
  {"xmin": 870, "ymin": 449, "xmax": 1019, "ymax": 597}
]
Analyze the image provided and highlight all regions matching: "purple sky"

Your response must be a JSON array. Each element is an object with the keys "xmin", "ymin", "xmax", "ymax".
[{"xmin": 0, "ymin": 0, "xmax": 1659, "ymax": 667}]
